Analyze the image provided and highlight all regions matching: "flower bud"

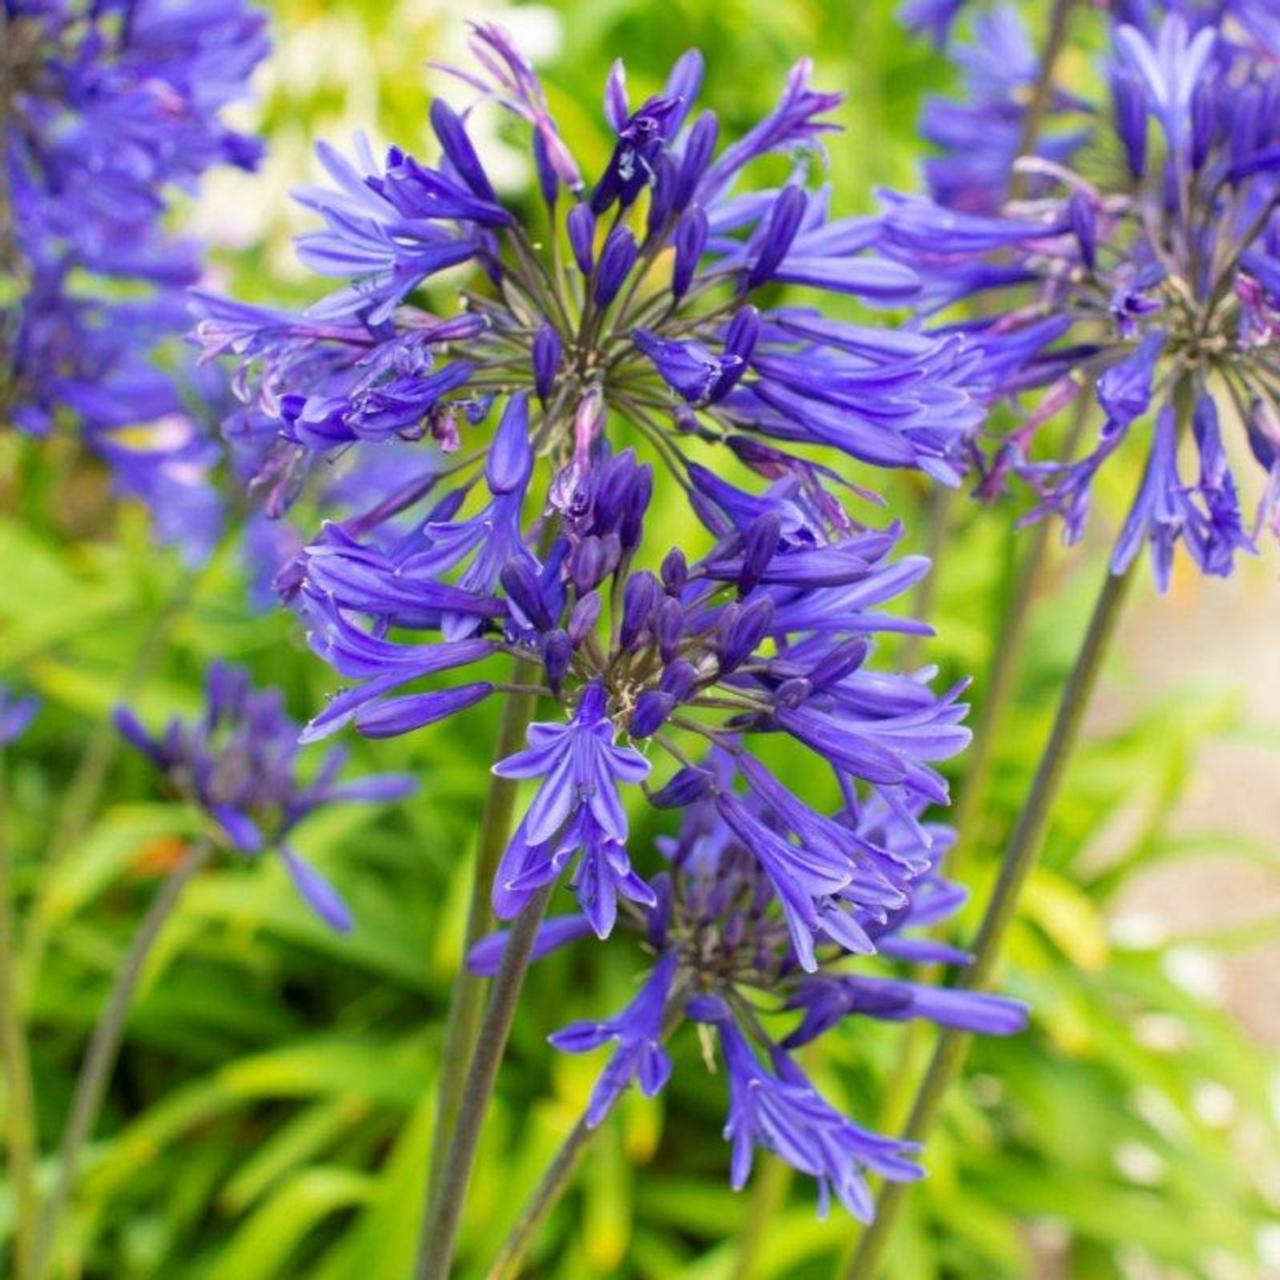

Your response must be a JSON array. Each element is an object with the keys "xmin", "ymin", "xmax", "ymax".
[
  {"xmin": 661, "ymin": 548, "xmax": 688, "ymax": 593},
  {"xmin": 567, "ymin": 203, "xmax": 595, "ymax": 275},
  {"xmin": 532, "ymin": 324, "xmax": 562, "ymax": 405},
  {"xmin": 594, "ymin": 225, "xmax": 637, "ymax": 308},
  {"xmin": 486, "ymin": 391, "xmax": 532, "ymax": 494},
  {"xmin": 620, "ymin": 571, "xmax": 660, "ymax": 648},
  {"xmin": 500, "ymin": 558, "xmax": 553, "ymax": 630},
  {"xmin": 673, "ymin": 206, "xmax": 708, "ymax": 299},
  {"xmin": 738, "ymin": 512, "xmax": 781, "ymax": 595},
  {"xmin": 541, "ymin": 629, "xmax": 573, "ymax": 694},
  {"xmin": 747, "ymin": 184, "xmax": 806, "ymax": 289},
  {"xmin": 648, "ymin": 765, "xmax": 712, "ymax": 808},
  {"xmin": 655, "ymin": 597, "xmax": 684, "ymax": 662},
  {"xmin": 629, "ymin": 689, "xmax": 675, "ymax": 738}
]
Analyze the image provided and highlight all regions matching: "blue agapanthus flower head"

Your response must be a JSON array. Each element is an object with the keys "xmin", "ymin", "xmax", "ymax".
[
  {"xmin": 194, "ymin": 21, "xmax": 1000, "ymax": 531},
  {"xmin": 471, "ymin": 756, "xmax": 1026, "ymax": 1217},
  {"xmin": 113, "ymin": 662, "xmax": 415, "ymax": 930},
  {"xmin": 878, "ymin": 6, "xmax": 1280, "ymax": 590},
  {"xmin": 2, "ymin": 0, "xmax": 268, "ymax": 561}
]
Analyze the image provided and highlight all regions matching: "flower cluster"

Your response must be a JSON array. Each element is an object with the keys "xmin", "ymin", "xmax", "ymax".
[
  {"xmin": 1, "ymin": 0, "xmax": 268, "ymax": 562},
  {"xmin": 472, "ymin": 754, "xmax": 1026, "ymax": 1218},
  {"xmin": 114, "ymin": 662, "xmax": 414, "ymax": 930},
  {"xmin": 194, "ymin": 22, "xmax": 996, "ymax": 520},
  {"xmin": 194, "ymin": 27, "xmax": 1029, "ymax": 1215},
  {"xmin": 878, "ymin": 6, "xmax": 1280, "ymax": 589}
]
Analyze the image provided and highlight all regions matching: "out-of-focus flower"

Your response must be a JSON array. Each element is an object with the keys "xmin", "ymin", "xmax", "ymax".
[
  {"xmin": 114, "ymin": 662, "xmax": 414, "ymax": 929},
  {"xmin": 0, "ymin": 686, "xmax": 39, "ymax": 744},
  {"xmin": 877, "ymin": 9, "xmax": 1280, "ymax": 589},
  {"xmin": 1, "ymin": 0, "xmax": 268, "ymax": 561}
]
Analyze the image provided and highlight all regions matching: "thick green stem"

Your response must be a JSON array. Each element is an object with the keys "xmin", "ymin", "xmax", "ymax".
[
  {"xmin": 0, "ymin": 750, "xmax": 39, "ymax": 1280},
  {"xmin": 841, "ymin": 556, "xmax": 1137, "ymax": 1280},
  {"xmin": 423, "ymin": 672, "xmax": 544, "ymax": 1216},
  {"xmin": 32, "ymin": 837, "xmax": 213, "ymax": 1279},
  {"xmin": 415, "ymin": 881, "xmax": 555, "ymax": 1280},
  {"xmin": 871, "ymin": 0, "xmax": 1088, "ymax": 1161}
]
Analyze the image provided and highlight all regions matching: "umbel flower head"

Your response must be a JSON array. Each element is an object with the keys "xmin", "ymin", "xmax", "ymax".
[
  {"xmin": 1, "ymin": 0, "xmax": 268, "ymax": 562},
  {"xmin": 877, "ymin": 6, "xmax": 1280, "ymax": 590},
  {"xmin": 194, "ymin": 19, "xmax": 994, "ymax": 526},
  {"xmin": 471, "ymin": 754, "xmax": 1026, "ymax": 1218},
  {"xmin": 114, "ymin": 662, "xmax": 415, "ymax": 930}
]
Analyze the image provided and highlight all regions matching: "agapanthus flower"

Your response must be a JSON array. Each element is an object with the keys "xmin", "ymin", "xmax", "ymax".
[
  {"xmin": 194, "ymin": 22, "xmax": 999, "ymax": 527},
  {"xmin": 876, "ymin": 8, "xmax": 1280, "ymax": 589},
  {"xmin": 472, "ymin": 759, "xmax": 1026, "ymax": 1217},
  {"xmin": 2, "ymin": 0, "xmax": 268, "ymax": 560},
  {"xmin": 114, "ymin": 662, "xmax": 414, "ymax": 930}
]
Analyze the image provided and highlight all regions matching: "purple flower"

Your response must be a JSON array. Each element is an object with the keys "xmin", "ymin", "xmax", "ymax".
[
  {"xmin": 196, "ymin": 27, "xmax": 983, "ymax": 526},
  {"xmin": 470, "ymin": 759, "xmax": 1024, "ymax": 1217},
  {"xmin": 3, "ymin": 0, "xmax": 268, "ymax": 558},
  {"xmin": 114, "ymin": 662, "xmax": 415, "ymax": 930},
  {"xmin": 0, "ymin": 687, "xmax": 40, "ymax": 745},
  {"xmin": 491, "ymin": 683, "xmax": 652, "ymax": 935},
  {"xmin": 712, "ymin": 1015, "xmax": 920, "ymax": 1220},
  {"xmin": 877, "ymin": 8, "xmax": 1280, "ymax": 588},
  {"xmin": 548, "ymin": 951, "xmax": 677, "ymax": 1126}
]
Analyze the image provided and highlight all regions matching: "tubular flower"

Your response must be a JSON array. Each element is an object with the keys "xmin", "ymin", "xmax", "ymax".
[
  {"xmin": 0, "ymin": 685, "xmax": 39, "ymax": 744},
  {"xmin": 1, "ymin": 0, "xmax": 268, "ymax": 561},
  {"xmin": 877, "ymin": 8, "xmax": 1280, "ymax": 589},
  {"xmin": 114, "ymin": 662, "xmax": 415, "ymax": 930},
  {"xmin": 471, "ymin": 758, "xmax": 1026, "ymax": 1217},
  {"xmin": 194, "ymin": 24, "xmax": 998, "ymax": 525}
]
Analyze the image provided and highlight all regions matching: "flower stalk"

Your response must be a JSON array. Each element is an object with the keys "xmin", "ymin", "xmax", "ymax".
[
  {"xmin": 416, "ymin": 880, "xmax": 556, "ymax": 1280},
  {"xmin": 424, "ymin": 671, "xmax": 545, "ymax": 1215},
  {"xmin": 0, "ymin": 748, "xmax": 39, "ymax": 1280},
  {"xmin": 839, "ymin": 459, "xmax": 1154, "ymax": 1279}
]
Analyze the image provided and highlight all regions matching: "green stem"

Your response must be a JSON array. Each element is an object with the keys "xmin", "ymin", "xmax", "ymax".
[
  {"xmin": 423, "ymin": 670, "xmax": 544, "ymax": 1217},
  {"xmin": 0, "ymin": 748, "xmax": 39, "ymax": 1280},
  {"xmin": 731, "ymin": 1155, "xmax": 794, "ymax": 1280},
  {"xmin": 482, "ymin": 1002, "xmax": 686, "ymax": 1279},
  {"xmin": 483, "ymin": 1110, "xmax": 595, "ymax": 1280},
  {"xmin": 841, "ymin": 556, "xmax": 1137, "ymax": 1280},
  {"xmin": 871, "ymin": 0, "xmax": 1090, "ymax": 1148},
  {"xmin": 415, "ymin": 881, "xmax": 556, "ymax": 1280},
  {"xmin": 1011, "ymin": 0, "xmax": 1078, "ymax": 199},
  {"xmin": 948, "ymin": 390, "xmax": 1093, "ymax": 871},
  {"xmin": 32, "ymin": 836, "xmax": 214, "ymax": 1279}
]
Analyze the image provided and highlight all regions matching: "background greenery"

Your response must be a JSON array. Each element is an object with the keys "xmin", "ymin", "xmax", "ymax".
[{"xmin": 3, "ymin": 1, "xmax": 1278, "ymax": 1277}]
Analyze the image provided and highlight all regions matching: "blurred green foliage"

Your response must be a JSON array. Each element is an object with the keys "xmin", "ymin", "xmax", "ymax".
[{"xmin": 3, "ymin": 2, "xmax": 1279, "ymax": 1278}]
